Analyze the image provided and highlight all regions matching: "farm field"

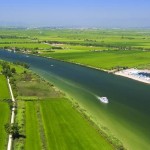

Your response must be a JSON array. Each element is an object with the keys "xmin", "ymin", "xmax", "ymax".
[
  {"xmin": 0, "ymin": 74, "xmax": 10, "ymax": 149},
  {"xmin": 25, "ymin": 101, "xmax": 42, "ymax": 150},
  {"xmin": 15, "ymin": 99, "xmax": 113, "ymax": 150},
  {"xmin": 0, "ymin": 28, "xmax": 150, "ymax": 70},
  {"xmin": 0, "ymin": 102, "xmax": 10, "ymax": 150},
  {"xmin": 40, "ymin": 99, "xmax": 113, "ymax": 150},
  {"xmin": 0, "ymin": 75, "xmax": 10, "ymax": 100},
  {"xmin": 41, "ymin": 50, "xmax": 150, "ymax": 70}
]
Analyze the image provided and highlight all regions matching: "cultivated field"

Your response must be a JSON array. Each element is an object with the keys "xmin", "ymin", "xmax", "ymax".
[
  {"xmin": 15, "ymin": 99, "xmax": 113, "ymax": 150},
  {"xmin": 0, "ymin": 75, "xmax": 10, "ymax": 100},
  {"xmin": 0, "ymin": 74, "xmax": 10, "ymax": 149},
  {"xmin": 0, "ymin": 28, "xmax": 150, "ymax": 70},
  {"xmin": 0, "ymin": 102, "xmax": 10, "ymax": 150}
]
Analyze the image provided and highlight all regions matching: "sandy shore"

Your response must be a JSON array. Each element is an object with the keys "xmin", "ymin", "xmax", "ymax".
[{"xmin": 115, "ymin": 68, "xmax": 150, "ymax": 84}]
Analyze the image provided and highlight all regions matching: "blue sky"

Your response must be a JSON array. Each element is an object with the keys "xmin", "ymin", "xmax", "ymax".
[{"xmin": 0, "ymin": 0, "xmax": 150, "ymax": 27}]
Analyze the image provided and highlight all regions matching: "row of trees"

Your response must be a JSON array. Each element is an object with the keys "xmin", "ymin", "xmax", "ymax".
[
  {"xmin": 1, "ymin": 61, "xmax": 29, "ymax": 77},
  {"xmin": 1, "ymin": 62, "xmax": 16, "ymax": 77}
]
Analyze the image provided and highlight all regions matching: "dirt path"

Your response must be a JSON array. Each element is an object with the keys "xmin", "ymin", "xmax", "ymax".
[{"xmin": 7, "ymin": 78, "xmax": 15, "ymax": 150}]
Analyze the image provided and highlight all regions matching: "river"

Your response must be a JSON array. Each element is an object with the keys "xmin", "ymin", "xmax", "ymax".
[{"xmin": 0, "ymin": 50, "xmax": 150, "ymax": 150}]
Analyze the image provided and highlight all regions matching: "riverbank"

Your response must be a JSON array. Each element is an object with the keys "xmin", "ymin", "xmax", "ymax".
[{"xmin": 115, "ymin": 68, "xmax": 150, "ymax": 84}]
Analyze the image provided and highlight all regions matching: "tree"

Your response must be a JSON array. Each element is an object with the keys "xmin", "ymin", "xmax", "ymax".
[
  {"xmin": 5, "ymin": 123, "xmax": 21, "ymax": 139},
  {"xmin": 11, "ymin": 68, "xmax": 16, "ymax": 74}
]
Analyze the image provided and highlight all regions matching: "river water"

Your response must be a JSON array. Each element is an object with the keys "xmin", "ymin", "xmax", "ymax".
[{"xmin": 0, "ymin": 50, "xmax": 150, "ymax": 149}]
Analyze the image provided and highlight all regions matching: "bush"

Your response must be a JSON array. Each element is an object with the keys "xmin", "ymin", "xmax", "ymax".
[{"xmin": 5, "ymin": 123, "xmax": 21, "ymax": 139}]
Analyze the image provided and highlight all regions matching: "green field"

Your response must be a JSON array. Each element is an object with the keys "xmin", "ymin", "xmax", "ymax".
[
  {"xmin": 41, "ymin": 50, "xmax": 150, "ymax": 70},
  {"xmin": 0, "ymin": 28, "xmax": 150, "ymax": 70},
  {"xmin": 0, "ymin": 75, "xmax": 10, "ymax": 100},
  {"xmin": 25, "ymin": 101, "xmax": 42, "ymax": 150},
  {"xmin": 14, "ymin": 72, "xmax": 62, "ymax": 100},
  {"xmin": 0, "ymin": 74, "xmax": 10, "ymax": 149},
  {"xmin": 18, "ymin": 99, "xmax": 113, "ymax": 150},
  {"xmin": 0, "ymin": 102, "xmax": 10, "ymax": 150},
  {"xmin": 40, "ymin": 99, "xmax": 113, "ymax": 150}
]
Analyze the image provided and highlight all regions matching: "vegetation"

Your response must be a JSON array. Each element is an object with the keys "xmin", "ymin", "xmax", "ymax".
[
  {"xmin": 0, "ymin": 60, "xmax": 28, "ymax": 150},
  {"xmin": 0, "ymin": 28, "xmax": 150, "ymax": 70},
  {"xmin": 1, "ymin": 62, "xmax": 16, "ymax": 77},
  {"xmin": 0, "ymin": 102, "xmax": 10, "ymax": 150},
  {"xmin": 2, "ymin": 28, "xmax": 150, "ymax": 149},
  {"xmin": 0, "ymin": 72, "xmax": 11, "ymax": 149},
  {"xmin": 5, "ymin": 123, "xmax": 21, "ymax": 139},
  {"xmin": 5, "ymin": 62, "xmax": 115, "ymax": 150},
  {"xmin": 0, "ymin": 75, "xmax": 10, "ymax": 100},
  {"xmin": 14, "ymin": 72, "xmax": 62, "ymax": 100}
]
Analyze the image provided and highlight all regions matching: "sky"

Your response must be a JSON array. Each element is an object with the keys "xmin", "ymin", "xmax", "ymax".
[{"xmin": 0, "ymin": 0, "xmax": 150, "ymax": 27}]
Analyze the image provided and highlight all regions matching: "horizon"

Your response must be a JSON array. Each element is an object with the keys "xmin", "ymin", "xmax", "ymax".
[{"xmin": 0, "ymin": 0, "xmax": 150, "ymax": 28}]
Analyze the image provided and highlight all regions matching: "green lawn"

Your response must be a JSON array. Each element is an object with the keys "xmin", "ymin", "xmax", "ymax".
[
  {"xmin": 0, "ymin": 75, "xmax": 10, "ymax": 100},
  {"xmin": 0, "ymin": 102, "xmax": 10, "ymax": 150},
  {"xmin": 40, "ymin": 99, "xmax": 113, "ymax": 150}
]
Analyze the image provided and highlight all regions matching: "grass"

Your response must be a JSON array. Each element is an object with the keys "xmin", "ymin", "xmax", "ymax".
[
  {"xmin": 14, "ymin": 98, "xmax": 113, "ymax": 150},
  {"xmin": 0, "ymin": 75, "xmax": 10, "ymax": 100},
  {"xmin": 41, "ymin": 50, "xmax": 150, "ymax": 70},
  {"xmin": 25, "ymin": 101, "xmax": 42, "ymax": 150},
  {"xmin": 0, "ymin": 65, "xmax": 11, "ymax": 150},
  {"xmin": 16, "ymin": 99, "xmax": 113, "ymax": 150},
  {"xmin": 40, "ymin": 99, "xmax": 113, "ymax": 150},
  {"xmin": 1, "ymin": 28, "xmax": 150, "ymax": 70},
  {"xmin": 0, "ymin": 102, "xmax": 10, "ymax": 150},
  {"xmin": 14, "ymin": 72, "xmax": 62, "ymax": 99}
]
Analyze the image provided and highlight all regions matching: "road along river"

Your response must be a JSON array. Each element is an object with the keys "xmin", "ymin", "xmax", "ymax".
[{"xmin": 0, "ymin": 50, "xmax": 150, "ymax": 150}]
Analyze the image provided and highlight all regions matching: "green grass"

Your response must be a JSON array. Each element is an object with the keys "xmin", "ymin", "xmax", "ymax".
[
  {"xmin": 15, "ymin": 99, "xmax": 113, "ymax": 150},
  {"xmin": 41, "ymin": 50, "xmax": 150, "ymax": 70},
  {"xmin": 1, "ymin": 28, "xmax": 150, "ymax": 70},
  {"xmin": 0, "ymin": 102, "xmax": 10, "ymax": 150},
  {"xmin": 25, "ymin": 101, "xmax": 42, "ymax": 150},
  {"xmin": 40, "ymin": 99, "xmax": 113, "ymax": 150},
  {"xmin": 0, "ymin": 75, "xmax": 10, "ymax": 100},
  {"xmin": 15, "ymin": 72, "xmax": 62, "ymax": 99}
]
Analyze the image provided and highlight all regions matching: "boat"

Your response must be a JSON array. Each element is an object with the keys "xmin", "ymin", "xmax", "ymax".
[{"xmin": 98, "ymin": 97, "xmax": 109, "ymax": 103}]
